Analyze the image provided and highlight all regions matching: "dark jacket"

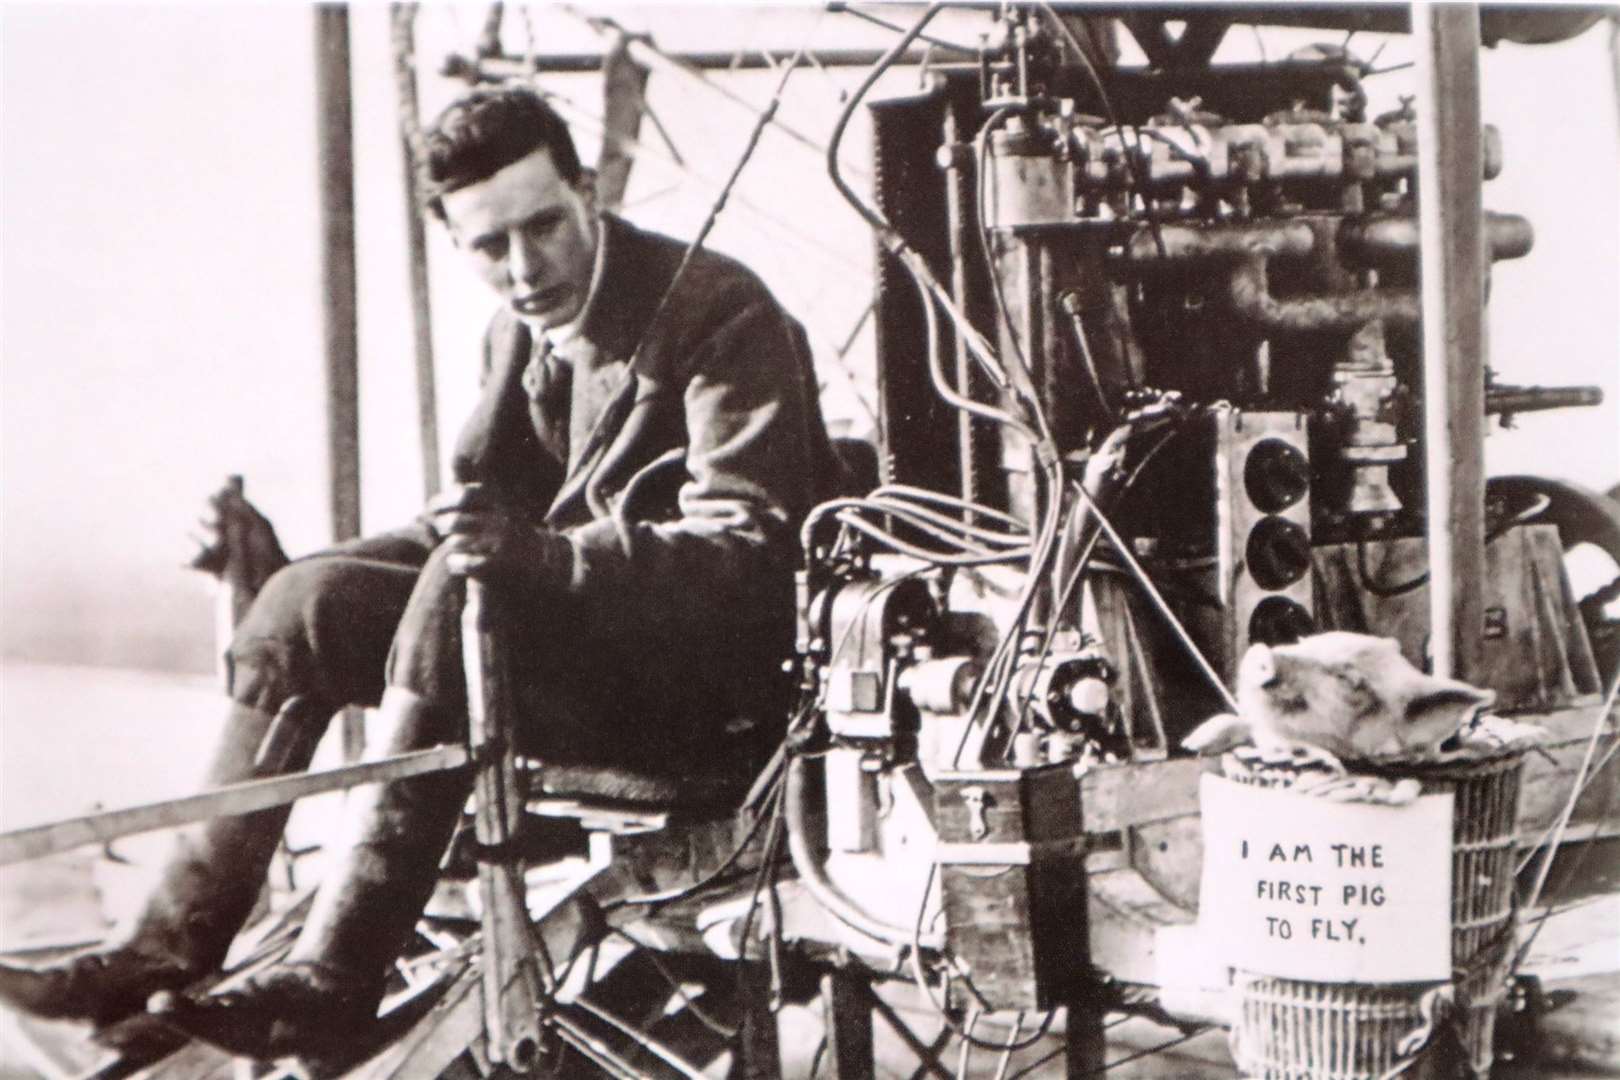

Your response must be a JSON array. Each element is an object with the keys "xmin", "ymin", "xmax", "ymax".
[{"xmin": 453, "ymin": 213, "xmax": 840, "ymax": 719}]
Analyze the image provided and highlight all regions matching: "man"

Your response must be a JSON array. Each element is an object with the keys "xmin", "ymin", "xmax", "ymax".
[{"xmin": 0, "ymin": 86, "xmax": 838, "ymax": 1059}]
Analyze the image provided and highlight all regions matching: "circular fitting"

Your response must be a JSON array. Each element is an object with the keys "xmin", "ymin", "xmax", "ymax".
[
  {"xmin": 1246, "ymin": 516, "xmax": 1312, "ymax": 590},
  {"xmin": 1249, "ymin": 596, "xmax": 1315, "ymax": 646},
  {"xmin": 1244, "ymin": 438, "xmax": 1311, "ymax": 513}
]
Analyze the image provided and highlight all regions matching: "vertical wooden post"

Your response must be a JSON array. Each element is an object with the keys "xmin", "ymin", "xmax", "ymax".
[
  {"xmin": 463, "ymin": 579, "xmax": 545, "ymax": 1068},
  {"xmin": 390, "ymin": 3, "xmax": 442, "ymax": 500},
  {"xmin": 1064, "ymin": 992, "xmax": 1107, "ymax": 1077},
  {"xmin": 821, "ymin": 970, "xmax": 875, "ymax": 1078},
  {"xmin": 316, "ymin": 5, "xmax": 365, "ymax": 760},
  {"xmin": 315, "ymin": 4, "xmax": 362, "ymax": 543},
  {"xmin": 1413, "ymin": 3, "xmax": 1487, "ymax": 682},
  {"xmin": 735, "ymin": 963, "xmax": 784, "ymax": 1080}
]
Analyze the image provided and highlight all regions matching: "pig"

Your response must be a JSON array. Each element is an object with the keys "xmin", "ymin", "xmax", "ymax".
[{"xmin": 1182, "ymin": 632, "xmax": 1496, "ymax": 771}]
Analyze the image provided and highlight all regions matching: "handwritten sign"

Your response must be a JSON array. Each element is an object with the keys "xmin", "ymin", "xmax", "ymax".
[{"xmin": 1198, "ymin": 774, "xmax": 1453, "ymax": 983}]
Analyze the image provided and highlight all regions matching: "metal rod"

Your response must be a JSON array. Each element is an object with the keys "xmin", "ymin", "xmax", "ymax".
[
  {"xmin": 0, "ymin": 746, "xmax": 469, "ymax": 867},
  {"xmin": 315, "ymin": 4, "xmax": 362, "ymax": 541},
  {"xmin": 1413, "ymin": 2, "xmax": 1487, "ymax": 681},
  {"xmin": 390, "ymin": 3, "xmax": 442, "ymax": 500}
]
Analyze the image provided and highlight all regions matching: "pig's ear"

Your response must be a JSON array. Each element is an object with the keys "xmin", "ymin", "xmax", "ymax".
[
  {"xmin": 1182, "ymin": 713, "xmax": 1250, "ymax": 755},
  {"xmin": 1406, "ymin": 678, "xmax": 1496, "ymax": 734}
]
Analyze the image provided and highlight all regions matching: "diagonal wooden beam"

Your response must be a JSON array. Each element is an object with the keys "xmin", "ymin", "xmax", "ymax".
[{"xmin": 0, "ymin": 746, "xmax": 469, "ymax": 867}]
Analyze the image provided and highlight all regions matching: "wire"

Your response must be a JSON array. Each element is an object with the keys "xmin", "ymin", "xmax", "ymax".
[
  {"xmin": 1037, "ymin": 4, "xmax": 1167, "ymax": 260},
  {"xmin": 835, "ymin": 3, "xmax": 980, "ymax": 55},
  {"xmin": 993, "ymin": 1012, "xmax": 1025, "ymax": 1080},
  {"xmin": 836, "ymin": 514, "xmax": 1031, "ymax": 566},
  {"xmin": 1511, "ymin": 669, "xmax": 1620, "ymax": 971},
  {"xmin": 824, "ymin": 2, "xmax": 1038, "ymax": 441},
  {"xmin": 905, "ymin": 863, "xmax": 1061, "ymax": 1054},
  {"xmin": 603, "ymin": 769, "xmax": 785, "ymax": 910},
  {"xmin": 602, "ymin": 926, "xmax": 740, "ymax": 1040},
  {"xmin": 1074, "ymin": 482, "xmax": 1240, "ymax": 712},
  {"xmin": 974, "ymin": 106, "xmax": 1037, "ymax": 399},
  {"xmin": 1012, "ymin": 424, "xmax": 1182, "ymax": 737},
  {"xmin": 1357, "ymin": 499, "xmax": 1553, "ymax": 598},
  {"xmin": 872, "ymin": 485, "xmax": 1030, "ymax": 531}
]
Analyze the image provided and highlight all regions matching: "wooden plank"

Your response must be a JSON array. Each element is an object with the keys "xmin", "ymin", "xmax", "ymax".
[
  {"xmin": 0, "ymin": 746, "xmax": 468, "ymax": 866},
  {"xmin": 1080, "ymin": 757, "xmax": 1204, "ymax": 832},
  {"xmin": 356, "ymin": 967, "xmax": 485, "ymax": 1080}
]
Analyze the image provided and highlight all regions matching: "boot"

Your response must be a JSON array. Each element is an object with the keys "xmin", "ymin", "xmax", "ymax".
[
  {"xmin": 151, "ymin": 688, "xmax": 471, "ymax": 1064},
  {"xmin": 0, "ymin": 698, "xmax": 327, "ymax": 1028}
]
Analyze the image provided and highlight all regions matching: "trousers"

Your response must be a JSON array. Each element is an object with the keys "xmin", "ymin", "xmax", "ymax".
[{"xmin": 223, "ymin": 532, "xmax": 754, "ymax": 778}]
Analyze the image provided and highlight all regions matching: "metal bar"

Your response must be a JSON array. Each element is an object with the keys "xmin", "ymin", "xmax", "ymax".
[
  {"xmin": 315, "ymin": 5, "xmax": 361, "ymax": 541},
  {"xmin": 390, "ymin": 4, "xmax": 442, "ymax": 500},
  {"xmin": 0, "ymin": 746, "xmax": 469, "ymax": 867},
  {"xmin": 1413, "ymin": 2, "xmax": 1487, "ymax": 681}
]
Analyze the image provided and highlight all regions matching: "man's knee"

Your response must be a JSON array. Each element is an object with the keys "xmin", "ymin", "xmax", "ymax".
[{"xmin": 228, "ymin": 557, "xmax": 417, "ymax": 711}]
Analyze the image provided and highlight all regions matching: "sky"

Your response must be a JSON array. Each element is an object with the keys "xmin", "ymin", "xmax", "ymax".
[{"xmin": 2, "ymin": 4, "xmax": 1617, "ymax": 674}]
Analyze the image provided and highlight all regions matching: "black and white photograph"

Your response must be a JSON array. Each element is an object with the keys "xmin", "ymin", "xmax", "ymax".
[{"xmin": 2, "ymin": 4, "xmax": 1617, "ymax": 1077}]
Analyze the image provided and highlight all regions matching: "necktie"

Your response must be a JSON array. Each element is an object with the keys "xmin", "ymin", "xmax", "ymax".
[{"xmin": 524, "ymin": 338, "xmax": 573, "ymax": 467}]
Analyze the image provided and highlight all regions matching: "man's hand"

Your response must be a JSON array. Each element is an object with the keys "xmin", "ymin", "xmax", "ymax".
[
  {"xmin": 427, "ymin": 483, "xmax": 572, "ymax": 590},
  {"xmin": 188, "ymin": 481, "xmax": 289, "ymax": 594}
]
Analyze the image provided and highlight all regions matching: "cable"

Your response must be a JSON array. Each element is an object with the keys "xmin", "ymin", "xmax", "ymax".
[
  {"xmin": 603, "ymin": 926, "xmax": 740, "ymax": 1040},
  {"xmin": 824, "ymin": 2, "xmax": 1038, "ymax": 440},
  {"xmin": 872, "ymin": 484, "xmax": 1030, "ymax": 531},
  {"xmin": 1511, "ymin": 669, "xmax": 1620, "ymax": 971},
  {"xmin": 1012, "ymin": 424, "xmax": 1182, "ymax": 736},
  {"xmin": 835, "ymin": 513, "xmax": 1030, "ymax": 566},
  {"xmin": 604, "ymin": 769, "xmax": 785, "ymax": 910},
  {"xmin": 905, "ymin": 863, "xmax": 1061, "ymax": 1053},
  {"xmin": 782, "ymin": 755, "xmax": 914, "ymax": 943},
  {"xmin": 1037, "ymin": 4, "xmax": 1168, "ymax": 261},
  {"xmin": 1357, "ymin": 499, "xmax": 1552, "ymax": 598},
  {"xmin": 1074, "ymin": 481, "xmax": 1240, "ymax": 712},
  {"xmin": 834, "ymin": 3, "xmax": 979, "ymax": 55}
]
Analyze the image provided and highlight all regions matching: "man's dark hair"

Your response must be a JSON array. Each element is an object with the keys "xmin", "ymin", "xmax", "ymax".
[{"xmin": 418, "ymin": 86, "xmax": 582, "ymax": 221}]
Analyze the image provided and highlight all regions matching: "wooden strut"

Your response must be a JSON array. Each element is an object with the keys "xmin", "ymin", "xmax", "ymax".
[
  {"xmin": 461, "ymin": 579, "xmax": 546, "ymax": 1070},
  {"xmin": 314, "ymin": 4, "xmax": 361, "ymax": 543},
  {"xmin": 1413, "ymin": 2, "xmax": 1487, "ymax": 682},
  {"xmin": 0, "ymin": 746, "xmax": 469, "ymax": 867},
  {"xmin": 390, "ymin": 2, "xmax": 442, "ymax": 501}
]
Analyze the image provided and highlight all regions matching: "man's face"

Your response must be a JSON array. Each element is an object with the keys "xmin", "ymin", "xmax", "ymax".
[{"xmin": 441, "ymin": 147, "xmax": 597, "ymax": 331}]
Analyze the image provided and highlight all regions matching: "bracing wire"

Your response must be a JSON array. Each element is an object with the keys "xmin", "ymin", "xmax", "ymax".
[
  {"xmin": 1073, "ymin": 482, "xmax": 1239, "ymax": 712},
  {"xmin": 1511, "ymin": 669, "xmax": 1620, "ymax": 972}
]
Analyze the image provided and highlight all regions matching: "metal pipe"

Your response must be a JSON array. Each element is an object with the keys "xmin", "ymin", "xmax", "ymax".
[
  {"xmin": 783, "ymin": 756, "xmax": 913, "ymax": 944},
  {"xmin": 1485, "ymin": 385, "xmax": 1604, "ymax": 415},
  {"xmin": 1414, "ymin": 2, "xmax": 1487, "ymax": 682},
  {"xmin": 1226, "ymin": 256, "xmax": 1420, "ymax": 332},
  {"xmin": 315, "ymin": 5, "xmax": 361, "ymax": 541},
  {"xmin": 1112, "ymin": 212, "xmax": 1533, "ymax": 269},
  {"xmin": 1344, "ymin": 212, "xmax": 1532, "ymax": 266},
  {"xmin": 1120, "ymin": 220, "xmax": 1318, "ymax": 264}
]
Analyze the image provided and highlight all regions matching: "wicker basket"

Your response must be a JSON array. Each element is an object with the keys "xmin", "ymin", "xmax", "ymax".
[{"xmin": 1224, "ymin": 749, "xmax": 1525, "ymax": 1080}]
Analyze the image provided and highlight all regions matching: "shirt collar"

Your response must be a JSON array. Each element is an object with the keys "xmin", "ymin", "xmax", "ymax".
[{"xmin": 540, "ymin": 215, "xmax": 607, "ymax": 362}]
